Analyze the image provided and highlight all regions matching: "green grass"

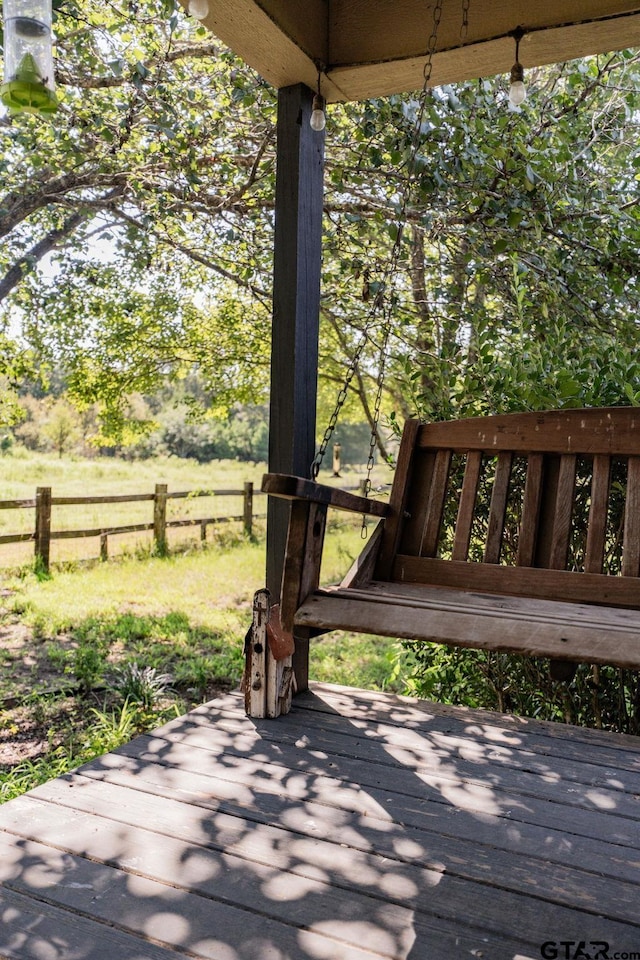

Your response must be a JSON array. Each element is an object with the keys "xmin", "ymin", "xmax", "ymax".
[
  {"xmin": 7, "ymin": 537, "xmax": 265, "ymax": 633},
  {"xmin": 0, "ymin": 512, "xmax": 409, "ymax": 802},
  {"xmin": 0, "ymin": 447, "xmax": 268, "ymax": 498}
]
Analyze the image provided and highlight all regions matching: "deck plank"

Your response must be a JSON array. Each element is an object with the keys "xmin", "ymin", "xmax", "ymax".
[
  {"xmin": 126, "ymin": 707, "xmax": 640, "ymax": 826},
  {"xmin": 6, "ymin": 771, "xmax": 639, "ymax": 921},
  {"xmin": 300, "ymin": 684, "xmax": 640, "ymax": 754},
  {"xmin": 0, "ymin": 886, "xmax": 191, "ymax": 960},
  {"xmin": 73, "ymin": 747, "xmax": 640, "ymax": 867},
  {"xmin": 1, "ymin": 683, "xmax": 640, "ymax": 959},
  {"xmin": 181, "ymin": 685, "xmax": 640, "ymax": 769},
  {"xmin": 147, "ymin": 697, "xmax": 640, "ymax": 796}
]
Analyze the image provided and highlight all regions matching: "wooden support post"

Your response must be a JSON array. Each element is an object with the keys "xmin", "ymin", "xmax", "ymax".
[
  {"xmin": 153, "ymin": 483, "xmax": 168, "ymax": 556},
  {"xmin": 100, "ymin": 532, "xmax": 108, "ymax": 562},
  {"xmin": 243, "ymin": 481, "xmax": 253, "ymax": 537},
  {"xmin": 266, "ymin": 643, "xmax": 294, "ymax": 718},
  {"xmin": 34, "ymin": 486, "xmax": 52, "ymax": 573},
  {"xmin": 200, "ymin": 521, "xmax": 207, "ymax": 542},
  {"xmin": 266, "ymin": 83, "xmax": 325, "ymax": 696}
]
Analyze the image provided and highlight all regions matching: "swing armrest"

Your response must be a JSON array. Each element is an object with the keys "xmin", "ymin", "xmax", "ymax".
[{"xmin": 262, "ymin": 474, "xmax": 389, "ymax": 518}]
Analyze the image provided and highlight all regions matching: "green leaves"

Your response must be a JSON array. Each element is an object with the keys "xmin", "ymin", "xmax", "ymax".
[{"xmin": 2, "ymin": 0, "xmax": 640, "ymax": 446}]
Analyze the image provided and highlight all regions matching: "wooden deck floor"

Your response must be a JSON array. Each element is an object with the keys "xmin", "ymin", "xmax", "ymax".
[{"xmin": 1, "ymin": 682, "xmax": 639, "ymax": 960}]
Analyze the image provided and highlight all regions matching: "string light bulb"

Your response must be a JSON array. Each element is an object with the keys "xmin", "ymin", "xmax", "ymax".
[
  {"xmin": 310, "ymin": 67, "xmax": 326, "ymax": 131},
  {"xmin": 310, "ymin": 92, "xmax": 326, "ymax": 131},
  {"xmin": 188, "ymin": 0, "xmax": 209, "ymax": 20},
  {"xmin": 508, "ymin": 28, "xmax": 527, "ymax": 110}
]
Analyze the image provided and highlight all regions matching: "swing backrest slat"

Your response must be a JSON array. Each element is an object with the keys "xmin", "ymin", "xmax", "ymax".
[{"xmin": 379, "ymin": 408, "xmax": 640, "ymax": 609}]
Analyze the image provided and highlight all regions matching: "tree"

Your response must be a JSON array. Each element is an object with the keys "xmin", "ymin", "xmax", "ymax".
[
  {"xmin": 1, "ymin": 0, "xmax": 277, "ymax": 437},
  {"xmin": 316, "ymin": 54, "xmax": 640, "ymax": 445},
  {"xmin": 2, "ymin": 2, "xmax": 640, "ymax": 451},
  {"xmin": 41, "ymin": 395, "xmax": 82, "ymax": 456}
]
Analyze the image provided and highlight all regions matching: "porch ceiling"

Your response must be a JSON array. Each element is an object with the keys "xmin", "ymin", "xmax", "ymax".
[{"xmin": 190, "ymin": 0, "xmax": 640, "ymax": 101}]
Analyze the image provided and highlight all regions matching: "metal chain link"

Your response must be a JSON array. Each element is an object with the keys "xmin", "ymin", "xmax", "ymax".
[
  {"xmin": 311, "ymin": 299, "xmax": 384, "ymax": 480},
  {"xmin": 424, "ymin": 1, "xmax": 442, "ymax": 85},
  {"xmin": 460, "ymin": 0, "xmax": 470, "ymax": 43},
  {"xmin": 311, "ymin": 0, "xmax": 445, "ymax": 488}
]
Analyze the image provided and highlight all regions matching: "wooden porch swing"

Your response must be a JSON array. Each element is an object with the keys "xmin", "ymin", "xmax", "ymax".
[{"xmin": 263, "ymin": 407, "xmax": 640, "ymax": 685}]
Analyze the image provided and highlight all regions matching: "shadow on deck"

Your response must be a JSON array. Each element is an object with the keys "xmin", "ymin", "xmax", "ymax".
[{"xmin": 0, "ymin": 682, "xmax": 639, "ymax": 959}]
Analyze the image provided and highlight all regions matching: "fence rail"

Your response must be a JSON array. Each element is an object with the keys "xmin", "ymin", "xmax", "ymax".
[{"xmin": 0, "ymin": 482, "xmax": 263, "ymax": 571}]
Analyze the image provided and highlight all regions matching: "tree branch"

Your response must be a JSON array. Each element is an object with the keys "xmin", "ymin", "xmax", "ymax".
[
  {"xmin": 0, "ymin": 171, "xmax": 128, "ymax": 240},
  {"xmin": 109, "ymin": 206, "xmax": 271, "ymax": 302},
  {"xmin": 55, "ymin": 41, "xmax": 224, "ymax": 89}
]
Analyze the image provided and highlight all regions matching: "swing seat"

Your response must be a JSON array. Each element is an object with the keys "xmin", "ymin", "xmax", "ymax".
[{"xmin": 262, "ymin": 408, "xmax": 640, "ymax": 670}]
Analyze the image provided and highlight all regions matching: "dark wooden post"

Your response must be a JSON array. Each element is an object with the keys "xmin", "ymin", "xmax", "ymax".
[
  {"xmin": 332, "ymin": 442, "xmax": 342, "ymax": 477},
  {"xmin": 100, "ymin": 532, "xmax": 108, "ymax": 562},
  {"xmin": 34, "ymin": 486, "xmax": 52, "ymax": 573},
  {"xmin": 153, "ymin": 483, "xmax": 168, "ymax": 555},
  {"xmin": 266, "ymin": 83, "xmax": 325, "ymax": 695},
  {"xmin": 243, "ymin": 481, "xmax": 254, "ymax": 537}
]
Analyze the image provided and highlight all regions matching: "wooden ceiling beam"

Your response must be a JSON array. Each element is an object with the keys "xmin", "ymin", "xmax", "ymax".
[
  {"xmin": 191, "ymin": 0, "xmax": 640, "ymax": 100},
  {"xmin": 328, "ymin": 0, "xmax": 640, "ymax": 100},
  {"xmin": 192, "ymin": 0, "xmax": 342, "ymax": 100}
]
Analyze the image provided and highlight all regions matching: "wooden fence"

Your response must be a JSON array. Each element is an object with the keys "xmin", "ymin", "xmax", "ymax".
[{"xmin": 0, "ymin": 482, "xmax": 262, "ymax": 572}]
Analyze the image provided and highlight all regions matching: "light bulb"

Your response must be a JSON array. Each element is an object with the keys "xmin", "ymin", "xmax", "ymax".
[
  {"xmin": 310, "ymin": 108, "xmax": 326, "ymax": 131},
  {"xmin": 188, "ymin": 0, "xmax": 209, "ymax": 20},
  {"xmin": 508, "ymin": 62, "xmax": 526, "ymax": 109},
  {"xmin": 310, "ymin": 93, "xmax": 326, "ymax": 131}
]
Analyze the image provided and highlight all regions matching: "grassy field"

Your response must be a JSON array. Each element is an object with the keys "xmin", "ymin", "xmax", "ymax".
[
  {"xmin": 0, "ymin": 447, "xmax": 393, "ymax": 567},
  {"xmin": 0, "ymin": 450, "xmax": 269, "ymax": 567},
  {"xmin": 0, "ymin": 450, "xmax": 405, "ymax": 801}
]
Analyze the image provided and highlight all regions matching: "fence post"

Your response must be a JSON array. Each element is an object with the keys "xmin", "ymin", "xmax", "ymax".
[
  {"xmin": 100, "ymin": 532, "xmax": 109, "ymax": 562},
  {"xmin": 34, "ymin": 486, "xmax": 52, "ymax": 573},
  {"xmin": 332, "ymin": 442, "xmax": 342, "ymax": 477},
  {"xmin": 243, "ymin": 481, "xmax": 254, "ymax": 537},
  {"xmin": 153, "ymin": 483, "xmax": 168, "ymax": 555},
  {"xmin": 200, "ymin": 520, "xmax": 208, "ymax": 542}
]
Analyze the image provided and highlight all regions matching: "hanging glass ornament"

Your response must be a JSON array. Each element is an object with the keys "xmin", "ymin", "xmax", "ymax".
[{"xmin": 1, "ymin": 0, "xmax": 58, "ymax": 115}]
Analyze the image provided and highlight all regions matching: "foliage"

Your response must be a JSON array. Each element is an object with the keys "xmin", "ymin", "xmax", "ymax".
[
  {"xmin": 82, "ymin": 701, "xmax": 141, "ymax": 755},
  {"xmin": 0, "ymin": 519, "xmax": 399, "ymax": 799},
  {"xmin": 0, "ymin": 701, "xmax": 174, "ymax": 802},
  {"xmin": 398, "ymin": 644, "xmax": 640, "ymax": 735},
  {"xmin": 40, "ymin": 395, "xmax": 83, "ymax": 457},
  {"xmin": 2, "ymin": 5, "xmax": 639, "ymax": 450},
  {"xmin": 70, "ymin": 641, "xmax": 107, "ymax": 693},
  {"xmin": 1, "ymin": 0, "xmax": 275, "ymax": 437},
  {"xmin": 316, "ymin": 55, "xmax": 640, "ymax": 434},
  {"xmin": 138, "ymin": 402, "xmax": 270, "ymax": 462},
  {"xmin": 1, "ymin": 747, "xmax": 80, "ymax": 802},
  {"xmin": 9, "ymin": 385, "xmax": 271, "ymax": 462}
]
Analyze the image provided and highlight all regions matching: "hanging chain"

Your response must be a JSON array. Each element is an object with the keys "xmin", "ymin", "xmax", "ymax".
[
  {"xmin": 311, "ymin": 298, "xmax": 380, "ymax": 481},
  {"xmin": 424, "ymin": 1, "xmax": 442, "ymax": 84},
  {"xmin": 360, "ymin": 299, "xmax": 394, "ymax": 534},
  {"xmin": 460, "ymin": 0, "xmax": 470, "ymax": 43},
  {"xmin": 311, "ymin": 0, "xmax": 445, "ymax": 492}
]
